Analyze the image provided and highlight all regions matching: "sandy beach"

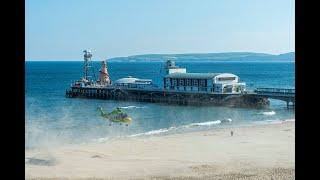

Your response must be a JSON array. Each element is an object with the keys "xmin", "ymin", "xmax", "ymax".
[{"xmin": 26, "ymin": 121, "xmax": 294, "ymax": 180}]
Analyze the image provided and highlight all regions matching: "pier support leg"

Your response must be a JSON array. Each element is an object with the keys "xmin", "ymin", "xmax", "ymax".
[{"xmin": 286, "ymin": 101, "xmax": 295, "ymax": 109}]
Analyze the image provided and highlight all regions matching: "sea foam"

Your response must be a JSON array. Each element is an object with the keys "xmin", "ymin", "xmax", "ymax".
[
  {"xmin": 96, "ymin": 120, "xmax": 222, "ymax": 141},
  {"xmin": 187, "ymin": 120, "xmax": 222, "ymax": 127},
  {"xmin": 95, "ymin": 137, "xmax": 109, "ymax": 143},
  {"xmin": 262, "ymin": 111, "xmax": 276, "ymax": 116},
  {"xmin": 120, "ymin": 106, "xmax": 145, "ymax": 109},
  {"xmin": 129, "ymin": 120, "xmax": 223, "ymax": 138},
  {"xmin": 254, "ymin": 118, "xmax": 295, "ymax": 125},
  {"xmin": 129, "ymin": 128, "xmax": 173, "ymax": 137},
  {"xmin": 284, "ymin": 119, "xmax": 295, "ymax": 122}
]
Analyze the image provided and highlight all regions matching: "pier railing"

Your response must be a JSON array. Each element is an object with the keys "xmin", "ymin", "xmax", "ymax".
[{"xmin": 254, "ymin": 88, "xmax": 295, "ymax": 95}]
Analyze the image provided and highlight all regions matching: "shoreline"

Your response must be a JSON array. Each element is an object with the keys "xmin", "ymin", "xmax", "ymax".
[
  {"xmin": 26, "ymin": 121, "xmax": 295, "ymax": 180},
  {"xmin": 93, "ymin": 118, "xmax": 295, "ymax": 143}
]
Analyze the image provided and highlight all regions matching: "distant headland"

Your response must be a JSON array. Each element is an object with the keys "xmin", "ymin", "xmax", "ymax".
[{"xmin": 108, "ymin": 52, "xmax": 294, "ymax": 62}]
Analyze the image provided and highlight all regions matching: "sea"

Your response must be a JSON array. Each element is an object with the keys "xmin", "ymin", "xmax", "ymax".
[{"xmin": 26, "ymin": 61, "xmax": 295, "ymax": 149}]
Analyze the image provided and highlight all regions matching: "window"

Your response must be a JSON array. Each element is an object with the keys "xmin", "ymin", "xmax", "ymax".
[
  {"xmin": 186, "ymin": 79, "xmax": 191, "ymax": 86},
  {"xmin": 223, "ymin": 85, "xmax": 233, "ymax": 93},
  {"xmin": 199, "ymin": 79, "xmax": 206, "ymax": 87},
  {"xmin": 173, "ymin": 79, "xmax": 177, "ymax": 86},
  {"xmin": 235, "ymin": 86, "xmax": 240, "ymax": 92},
  {"xmin": 179, "ymin": 79, "xmax": 184, "ymax": 86},
  {"xmin": 218, "ymin": 77, "xmax": 236, "ymax": 81},
  {"xmin": 193, "ymin": 79, "xmax": 198, "ymax": 86}
]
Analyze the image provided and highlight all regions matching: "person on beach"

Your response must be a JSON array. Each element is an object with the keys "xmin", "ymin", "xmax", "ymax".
[{"xmin": 231, "ymin": 130, "xmax": 234, "ymax": 136}]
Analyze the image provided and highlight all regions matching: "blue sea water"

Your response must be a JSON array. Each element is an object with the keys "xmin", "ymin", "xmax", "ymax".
[{"xmin": 26, "ymin": 61, "xmax": 295, "ymax": 149}]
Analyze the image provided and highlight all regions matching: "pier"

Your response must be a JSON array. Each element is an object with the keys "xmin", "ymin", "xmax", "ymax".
[
  {"xmin": 253, "ymin": 88, "xmax": 295, "ymax": 109},
  {"xmin": 65, "ymin": 50, "xmax": 295, "ymax": 109},
  {"xmin": 66, "ymin": 86, "xmax": 271, "ymax": 108},
  {"xmin": 66, "ymin": 87, "xmax": 295, "ymax": 109}
]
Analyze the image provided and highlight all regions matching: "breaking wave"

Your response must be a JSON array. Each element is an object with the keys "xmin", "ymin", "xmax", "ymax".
[
  {"xmin": 254, "ymin": 118, "xmax": 295, "ymax": 125},
  {"xmin": 120, "ymin": 106, "xmax": 145, "ymax": 109},
  {"xmin": 223, "ymin": 118, "xmax": 233, "ymax": 123},
  {"xmin": 95, "ymin": 137, "xmax": 109, "ymax": 143},
  {"xmin": 261, "ymin": 111, "xmax": 276, "ymax": 116},
  {"xmin": 129, "ymin": 128, "xmax": 173, "ymax": 137},
  {"xmin": 128, "ymin": 120, "xmax": 225, "ymax": 138},
  {"xmin": 92, "ymin": 117, "xmax": 294, "ymax": 143},
  {"xmin": 185, "ymin": 120, "xmax": 222, "ymax": 127}
]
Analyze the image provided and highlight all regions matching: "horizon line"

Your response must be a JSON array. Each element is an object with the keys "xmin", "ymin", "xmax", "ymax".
[{"xmin": 26, "ymin": 51, "xmax": 294, "ymax": 61}]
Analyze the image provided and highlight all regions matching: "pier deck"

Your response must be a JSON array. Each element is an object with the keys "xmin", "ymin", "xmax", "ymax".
[
  {"xmin": 253, "ymin": 88, "xmax": 295, "ymax": 108},
  {"xmin": 66, "ymin": 86, "xmax": 271, "ymax": 108},
  {"xmin": 66, "ymin": 86, "xmax": 295, "ymax": 108}
]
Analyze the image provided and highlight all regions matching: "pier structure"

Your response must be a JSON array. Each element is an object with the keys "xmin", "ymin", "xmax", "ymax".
[
  {"xmin": 97, "ymin": 60, "xmax": 111, "ymax": 85},
  {"xmin": 65, "ymin": 86, "xmax": 295, "ymax": 109},
  {"xmin": 82, "ymin": 50, "xmax": 94, "ymax": 81},
  {"xmin": 66, "ymin": 87, "xmax": 270, "ymax": 108},
  {"xmin": 253, "ymin": 88, "xmax": 295, "ymax": 109},
  {"xmin": 65, "ymin": 51, "xmax": 295, "ymax": 109}
]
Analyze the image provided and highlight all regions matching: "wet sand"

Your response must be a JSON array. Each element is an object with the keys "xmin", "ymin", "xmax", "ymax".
[{"xmin": 26, "ymin": 121, "xmax": 294, "ymax": 180}]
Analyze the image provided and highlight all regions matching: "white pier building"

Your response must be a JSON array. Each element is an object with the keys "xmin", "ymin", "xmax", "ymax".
[{"xmin": 163, "ymin": 60, "xmax": 246, "ymax": 93}]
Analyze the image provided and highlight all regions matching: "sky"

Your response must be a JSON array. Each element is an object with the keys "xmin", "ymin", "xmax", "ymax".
[{"xmin": 26, "ymin": 0, "xmax": 295, "ymax": 61}]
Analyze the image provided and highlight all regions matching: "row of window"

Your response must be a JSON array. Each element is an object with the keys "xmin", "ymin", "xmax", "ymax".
[
  {"xmin": 73, "ymin": 89, "xmax": 102, "ymax": 93},
  {"xmin": 167, "ymin": 78, "xmax": 208, "ymax": 87},
  {"xmin": 168, "ymin": 86, "xmax": 218, "ymax": 92},
  {"xmin": 115, "ymin": 83, "xmax": 153, "ymax": 89}
]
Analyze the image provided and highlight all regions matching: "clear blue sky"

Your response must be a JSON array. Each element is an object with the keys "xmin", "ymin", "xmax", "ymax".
[{"xmin": 26, "ymin": 0, "xmax": 294, "ymax": 61}]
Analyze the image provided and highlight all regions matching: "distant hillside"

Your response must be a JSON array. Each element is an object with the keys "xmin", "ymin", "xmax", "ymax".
[{"xmin": 108, "ymin": 52, "xmax": 295, "ymax": 62}]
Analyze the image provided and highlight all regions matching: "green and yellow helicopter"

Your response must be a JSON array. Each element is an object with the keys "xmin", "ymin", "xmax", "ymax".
[{"xmin": 98, "ymin": 107, "xmax": 132, "ymax": 126}]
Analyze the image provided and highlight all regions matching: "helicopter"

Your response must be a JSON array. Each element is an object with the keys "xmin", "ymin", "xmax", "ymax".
[{"xmin": 97, "ymin": 107, "xmax": 132, "ymax": 126}]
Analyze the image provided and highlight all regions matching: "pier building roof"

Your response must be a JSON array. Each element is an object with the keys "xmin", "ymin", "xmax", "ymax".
[
  {"xmin": 114, "ymin": 76, "xmax": 152, "ymax": 84},
  {"xmin": 165, "ymin": 73, "xmax": 237, "ymax": 79},
  {"xmin": 115, "ymin": 77, "xmax": 139, "ymax": 84}
]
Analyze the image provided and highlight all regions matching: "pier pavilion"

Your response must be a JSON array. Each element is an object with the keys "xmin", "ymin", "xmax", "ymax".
[{"xmin": 164, "ymin": 73, "xmax": 246, "ymax": 93}]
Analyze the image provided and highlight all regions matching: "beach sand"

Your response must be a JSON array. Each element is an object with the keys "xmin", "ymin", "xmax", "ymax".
[{"xmin": 26, "ymin": 121, "xmax": 295, "ymax": 180}]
